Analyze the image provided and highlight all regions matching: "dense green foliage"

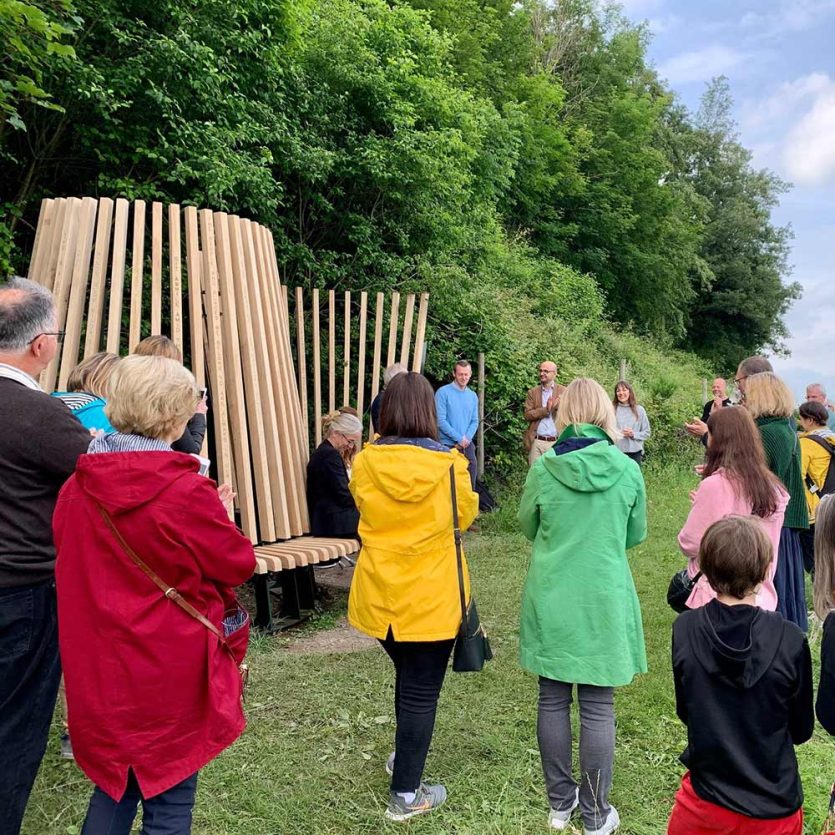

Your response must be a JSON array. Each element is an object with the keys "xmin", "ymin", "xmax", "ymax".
[{"xmin": 0, "ymin": 0, "xmax": 799, "ymax": 469}]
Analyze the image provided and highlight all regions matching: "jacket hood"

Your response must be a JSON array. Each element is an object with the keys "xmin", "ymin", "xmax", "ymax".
[
  {"xmin": 686, "ymin": 601, "xmax": 781, "ymax": 689},
  {"xmin": 540, "ymin": 424, "xmax": 630, "ymax": 492},
  {"xmin": 75, "ymin": 450, "xmax": 199, "ymax": 515},
  {"xmin": 808, "ymin": 427, "xmax": 835, "ymax": 443},
  {"xmin": 357, "ymin": 442, "xmax": 457, "ymax": 503}
]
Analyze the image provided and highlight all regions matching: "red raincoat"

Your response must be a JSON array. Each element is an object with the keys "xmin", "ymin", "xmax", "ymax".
[{"xmin": 54, "ymin": 451, "xmax": 256, "ymax": 800}]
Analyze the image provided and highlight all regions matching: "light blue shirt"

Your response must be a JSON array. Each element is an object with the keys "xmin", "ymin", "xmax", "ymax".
[
  {"xmin": 538, "ymin": 386, "xmax": 557, "ymax": 437},
  {"xmin": 829, "ymin": 409, "xmax": 835, "ymax": 432},
  {"xmin": 435, "ymin": 383, "xmax": 479, "ymax": 448}
]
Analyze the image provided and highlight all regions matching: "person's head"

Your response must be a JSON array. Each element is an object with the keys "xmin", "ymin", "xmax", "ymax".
[
  {"xmin": 613, "ymin": 380, "xmax": 637, "ymax": 413},
  {"xmin": 66, "ymin": 352, "xmax": 119, "ymax": 398},
  {"xmin": 557, "ymin": 377, "xmax": 618, "ymax": 443},
  {"xmin": 814, "ymin": 495, "xmax": 835, "ymax": 620},
  {"xmin": 806, "ymin": 382, "xmax": 827, "ymax": 405},
  {"xmin": 133, "ymin": 335, "xmax": 182, "ymax": 363},
  {"xmin": 379, "ymin": 372, "xmax": 438, "ymax": 439},
  {"xmin": 105, "ymin": 355, "xmax": 199, "ymax": 443},
  {"xmin": 452, "ymin": 360, "xmax": 472, "ymax": 389},
  {"xmin": 711, "ymin": 378, "xmax": 727, "ymax": 398},
  {"xmin": 703, "ymin": 406, "xmax": 780, "ymax": 517},
  {"xmin": 538, "ymin": 361, "xmax": 557, "ymax": 387},
  {"xmin": 734, "ymin": 356, "xmax": 773, "ymax": 395},
  {"xmin": 0, "ymin": 277, "xmax": 60, "ymax": 376},
  {"xmin": 742, "ymin": 372, "xmax": 795, "ymax": 419},
  {"xmin": 383, "ymin": 362, "xmax": 407, "ymax": 388},
  {"xmin": 799, "ymin": 400, "xmax": 829, "ymax": 432},
  {"xmin": 699, "ymin": 515, "xmax": 772, "ymax": 601},
  {"xmin": 322, "ymin": 409, "xmax": 362, "ymax": 454}
]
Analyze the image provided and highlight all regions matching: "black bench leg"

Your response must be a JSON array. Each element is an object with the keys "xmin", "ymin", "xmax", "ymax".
[
  {"xmin": 297, "ymin": 566, "xmax": 316, "ymax": 611},
  {"xmin": 279, "ymin": 570, "xmax": 302, "ymax": 621},
  {"xmin": 252, "ymin": 574, "xmax": 273, "ymax": 632}
]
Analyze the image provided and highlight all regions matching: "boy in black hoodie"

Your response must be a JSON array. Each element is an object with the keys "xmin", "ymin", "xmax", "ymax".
[{"xmin": 667, "ymin": 515, "xmax": 813, "ymax": 835}]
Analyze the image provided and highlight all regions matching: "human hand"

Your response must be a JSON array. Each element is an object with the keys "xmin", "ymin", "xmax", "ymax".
[
  {"xmin": 694, "ymin": 464, "xmax": 705, "ymax": 476},
  {"xmin": 684, "ymin": 419, "xmax": 708, "ymax": 438},
  {"xmin": 459, "ymin": 436, "xmax": 470, "ymax": 449},
  {"xmin": 689, "ymin": 489, "xmax": 698, "ymax": 503},
  {"xmin": 89, "ymin": 428, "xmax": 103, "ymax": 438},
  {"xmin": 546, "ymin": 395, "xmax": 555, "ymax": 411},
  {"xmin": 196, "ymin": 392, "xmax": 209, "ymax": 415},
  {"xmin": 217, "ymin": 483, "xmax": 236, "ymax": 513},
  {"xmin": 622, "ymin": 428, "xmax": 634, "ymax": 439}
]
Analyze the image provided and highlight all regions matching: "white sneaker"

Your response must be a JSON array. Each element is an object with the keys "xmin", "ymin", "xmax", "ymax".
[
  {"xmin": 548, "ymin": 788, "xmax": 579, "ymax": 830},
  {"xmin": 583, "ymin": 806, "xmax": 620, "ymax": 835}
]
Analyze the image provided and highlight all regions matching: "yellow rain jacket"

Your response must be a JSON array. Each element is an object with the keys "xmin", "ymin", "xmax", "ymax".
[
  {"xmin": 347, "ymin": 441, "xmax": 479, "ymax": 641},
  {"xmin": 800, "ymin": 429, "xmax": 835, "ymax": 523}
]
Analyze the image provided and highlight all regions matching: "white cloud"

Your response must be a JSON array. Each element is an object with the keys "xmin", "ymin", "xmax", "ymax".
[
  {"xmin": 741, "ymin": 0, "xmax": 835, "ymax": 35},
  {"xmin": 657, "ymin": 45, "xmax": 747, "ymax": 85},
  {"xmin": 616, "ymin": 0, "xmax": 665, "ymax": 15},
  {"xmin": 783, "ymin": 89, "xmax": 835, "ymax": 185}
]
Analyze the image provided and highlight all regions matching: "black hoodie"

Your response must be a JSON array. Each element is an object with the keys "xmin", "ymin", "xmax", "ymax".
[{"xmin": 672, "ymin": 600, "xmax": 813, "ymax": 818}]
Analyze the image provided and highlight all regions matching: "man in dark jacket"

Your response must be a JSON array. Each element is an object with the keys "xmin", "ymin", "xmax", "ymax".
[{"xmin": 0, "ymin": 277, "xmax": 92, "ymax": 834}]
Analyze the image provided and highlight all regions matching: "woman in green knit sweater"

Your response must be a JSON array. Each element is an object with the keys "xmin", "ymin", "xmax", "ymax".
[{"xmin": 743, "ymin": 372, "xmax": 809, "ymax": 630}]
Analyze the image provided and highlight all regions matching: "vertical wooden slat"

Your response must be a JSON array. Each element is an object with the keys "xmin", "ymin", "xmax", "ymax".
[
  {"xmin": 295, "ymin": 287, "xmax": 309, "ymax": 451},
  {"xmin": 150, "ymin": 202, "xmax": 163, "ymax": 334},
  {"xmin": 128, "ymin": 200, "xmax": 146, "ymax": 350},
  {"xmin": 57, "ymin": 197, "xmax": 98, "ymax": 389},
  {"xmin": 183, "ymin": 206, "xmax": 204, "ymax": 386},
  {"xmin": 368, "ymin": 291, "xmax": 385, "ymax": 439},
  {"xmin": 412, "ymin": 292, "xmax": 429, "ymax": 372},
  {"xmin": 399, "ymin": 293, "xmax": 415, "ymax": 367},
  {"xmin": 105, "ymin": 198, "xmax": 130, "ymax": 354},
  {"xmin": 356, "ymin": 291, "xmax": 368, "ymax": 418},
  {"xmin": 228, "ymin": 216, "xmax": 275, "ymax": 542},
  {"xmin": 168, "ymin": 204, "xmax": 183, "ymax": 352},
  {"xmin": 328, "ymin": 289, "xmax": 336, "ymax": 413},
  {"xmin": 27, "ymin": 199, "xmax": 51, "ymax": 282},
  {"xmin": 41, "ymin": 197, "xmax": 67, "ymax": 291},
  {"xmin": 313, "ymin": 288, "xmax": 322, "ymax": 446},
  {"xmin": 213, "ymin": 212, "xmax": 257, "ymax": 540},
  {"xmin": 84, "ymin": 198, "xmax": 114, "ymax": 356},
  {"xmin": 386, "ymin": 290, "xmax": 400, "ymax": 367},
  {"xmin": 342, "ymin": 291, "xmax": 351, "ymax": 407}
]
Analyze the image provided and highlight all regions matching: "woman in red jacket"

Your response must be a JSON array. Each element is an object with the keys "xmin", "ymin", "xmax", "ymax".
[{"xmin": 54, "ymin": 355, "xmax": 255, "ymax": 834}]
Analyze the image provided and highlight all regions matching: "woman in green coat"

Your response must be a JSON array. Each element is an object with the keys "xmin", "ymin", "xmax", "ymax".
[{"xmin": 518, "ymin": 377, "xmax": 647, "ymax": 835}]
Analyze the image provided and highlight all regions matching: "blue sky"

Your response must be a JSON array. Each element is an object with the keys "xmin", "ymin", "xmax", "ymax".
[{"xmin": 617, "ymin": 0, "xmax": 835, "ymax": 403}]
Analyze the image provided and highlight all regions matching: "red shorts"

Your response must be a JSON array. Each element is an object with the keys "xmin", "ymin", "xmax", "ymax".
[{"xmin": 667, "ymin": 773, "xmax": 803, "ymax": 835}]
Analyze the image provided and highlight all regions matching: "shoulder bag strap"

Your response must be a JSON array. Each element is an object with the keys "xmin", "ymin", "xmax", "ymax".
[
  {"xmin": 805, "ymin": 433, "xmax": 835, "ymax": 457},
  {"xmin": 94, "ymin": 502, "xmax": 225, "ymax": 644},
  {"xmin": 449, "ymin": 465, "xmax": 467, "ymax": 623}
]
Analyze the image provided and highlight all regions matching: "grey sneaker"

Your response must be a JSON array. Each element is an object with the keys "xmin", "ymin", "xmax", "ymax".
[
  {"xmin": 385, "ymin": 752, "xmax": 395, "ymax": 776},
  {"xmin": 584, "ymin": 806, "xmax": 620, "ymax": 835},
  {"xmin": 384, "ymin": 783, "xmax": 447, "ymax": 821},
  {"xmin": 59, "ymin": 733, "xmax": 75, "ymax": 761},
  {"xmin": 549, "ymin": 788, "xmax": 579, "ymax": 830}
]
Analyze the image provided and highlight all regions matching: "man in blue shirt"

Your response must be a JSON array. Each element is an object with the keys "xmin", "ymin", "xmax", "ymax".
[{"xmin": 435, "ymin": 360, "xmax": 479, "ymax": 488}]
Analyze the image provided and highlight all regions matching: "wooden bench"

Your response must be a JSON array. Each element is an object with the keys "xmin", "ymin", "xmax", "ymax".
[{"xmin": 252, "ymin": 537, "xmax": 360, "ymax": 631}]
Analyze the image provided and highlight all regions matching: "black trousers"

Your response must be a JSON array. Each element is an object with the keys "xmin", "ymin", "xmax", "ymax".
[
  {"xmin": 623, "ymin": 450, "xmax": 643, "ymax": 465},
  {"xmin": 379, "ymin": 633, "xmax": 454, "ymax": 793},
  {"xmin": 799, "ymin": 525, "xmax": 815, "ymax": 575}
]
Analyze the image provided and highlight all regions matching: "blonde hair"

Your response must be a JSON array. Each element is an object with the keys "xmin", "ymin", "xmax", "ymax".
[
  {"xmin": 133, "ymin": 334, "xmax": 183, "ymax": 363},
  {"xmin": 66, "ymin": 352, "xmax": 119, "ymax": 398},
  {"xmin": 322, "ymin": 409, "xmax": 362, "ymax": 438},
  {"xmin": 743, "ymin": 372, "xmax": 795, "ymax": 419},
  {"xmin": 556, "ymin": 377, "xmax": 619, "ymax": 443},
  {"xmin": 814, "ymin": 494, "xmax": 835, "ymax": 620},
  {"xmin": 105, "ymin": 355, "xmax": 198, "ymax": 440}
]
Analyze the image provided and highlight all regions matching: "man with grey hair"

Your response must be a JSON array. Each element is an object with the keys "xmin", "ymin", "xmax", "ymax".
[
  {"xmin": 806, "ymin": 382, "xmax": 835, "ymax": 430},
  {"xmin": 0, "ymin": 277, "xmax": 91, "ymax": 833},
  {"xmin": 370, "ymin": 361, "xmax": 407, "ymax": 435}
]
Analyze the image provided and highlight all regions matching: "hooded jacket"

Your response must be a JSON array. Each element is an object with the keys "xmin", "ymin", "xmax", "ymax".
[
  {"xmin": 52, "ymin": 390, "xmax": 115, "ymax": 433},
  {"xmin": 347, "ymin": 440, "xmax": 479, "ymax": 641},
  {"xmin": 517, "ymin": 424, "xmax": 647, "ymax": 686},
  {"xmin": 673, "ymin": 601, "xmax": 813, "ymax": 819},
  {"xmin": 800, "ymin": 426, "xmax": 835, "ymax": 523},
  {"xmin": 54, "ymin": 446, "xmax": 255, "ymax": 801}
]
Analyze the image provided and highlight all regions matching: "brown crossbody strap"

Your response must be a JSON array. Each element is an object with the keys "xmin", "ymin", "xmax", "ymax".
[{"xmin": 95, "ymin": 502, "xmax": 225, "ymax": 644}]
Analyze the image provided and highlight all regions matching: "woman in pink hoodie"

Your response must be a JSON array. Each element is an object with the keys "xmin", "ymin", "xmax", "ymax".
[{"xmin": 679, "ymin": 406, "xmax": 789, "ymax": 610}]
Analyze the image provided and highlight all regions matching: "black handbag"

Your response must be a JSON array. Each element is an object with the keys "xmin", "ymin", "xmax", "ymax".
[
  {"xmin": 667, "ymin": 568, "xmax": 702, "ymax": 613},
  {"xmin": 449, "ymin": 466, "xmax": 493, "ymax": 672}
]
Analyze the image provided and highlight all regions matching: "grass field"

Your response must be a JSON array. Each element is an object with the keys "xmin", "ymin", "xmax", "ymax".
[{"xmin": 23, "ymin": 464, "xmax": 835, "ymax": 834}]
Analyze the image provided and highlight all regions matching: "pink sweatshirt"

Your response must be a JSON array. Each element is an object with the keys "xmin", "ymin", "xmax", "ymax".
[{"xmin": 677, "ymin": 469, "xmax": 789, "ymax": 610}]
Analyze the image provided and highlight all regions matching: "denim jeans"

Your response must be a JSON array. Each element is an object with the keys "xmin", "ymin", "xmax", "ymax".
[
  {"xmin": 82, "ymin": 772, "xmax": 198, "ymax": 835},
  {"xmin": 379, "ymin": 634, "xmax": 454, "ymax": 793},
  {"xmin": 0, "ymin": 581, "xmax": 62, "ymax": 835}
]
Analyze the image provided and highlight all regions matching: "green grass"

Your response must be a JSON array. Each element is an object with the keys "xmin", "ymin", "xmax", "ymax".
[{"xmin": 24, "ymin": 464, "xmax": 835, "ymax": 834}]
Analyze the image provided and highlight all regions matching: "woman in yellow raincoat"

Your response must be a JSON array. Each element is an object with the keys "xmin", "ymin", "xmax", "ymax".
[{"xmin": 348, "ymin": 371, "xmax": 478, "ymax": 822}]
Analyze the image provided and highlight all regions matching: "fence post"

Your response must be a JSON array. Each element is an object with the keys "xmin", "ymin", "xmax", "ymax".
[{"xmin": 477, "ymin": 352, "xmax": 485, "ymax": 479}]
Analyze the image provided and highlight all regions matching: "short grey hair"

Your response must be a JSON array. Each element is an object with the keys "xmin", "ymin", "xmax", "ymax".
[
  {"xmin": 0, "ymin": 277, "xmax": 55, "ymax": 352},
  {"xmin": 322, "ymin": 410, "xmax": 362, "ymax": 437},
  {"xmin": 808, "ymin": 382, "xmax": 827, "ymax": 397},
  {"xmin": 383, "ymin": 362, "xmax": 407, "ymax": 387}
]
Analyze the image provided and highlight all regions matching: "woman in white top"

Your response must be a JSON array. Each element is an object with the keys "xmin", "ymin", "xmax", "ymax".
[{"xmin": 613, "ymin": 381, "xmax": 650, "ymax": 464}]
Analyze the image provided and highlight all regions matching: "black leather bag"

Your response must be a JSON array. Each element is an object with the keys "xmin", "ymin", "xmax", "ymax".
[
  {"xmin": 667, "ymin": 568, "xmax": 702, "ymax": 613},
  {"xmin": 449, "ymin": 466, "xmax": 493, "ymax": 673}
]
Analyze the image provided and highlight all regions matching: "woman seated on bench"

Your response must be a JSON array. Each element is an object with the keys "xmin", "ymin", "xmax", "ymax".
[{"xmin": 306, "ymin": 409, "xmax": 363, "ymax": 540}]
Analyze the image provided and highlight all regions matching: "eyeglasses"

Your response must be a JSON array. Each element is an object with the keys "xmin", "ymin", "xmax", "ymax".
[
  {"xmin": 29, "ymin": 330, "xmax": 65, "ymax": 344},
  {"xmin": 539, "ymin": 368, "xmax": 556, "ymax": 374},
  {"xmin": 733, "ymin": 375, "xmax": 747, "ymax": 385}
]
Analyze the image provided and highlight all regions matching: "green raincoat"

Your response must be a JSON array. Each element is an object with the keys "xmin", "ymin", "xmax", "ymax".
[{"xmin": 518, "ymin": 424, "xmax": 648, "ymax": 687}]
